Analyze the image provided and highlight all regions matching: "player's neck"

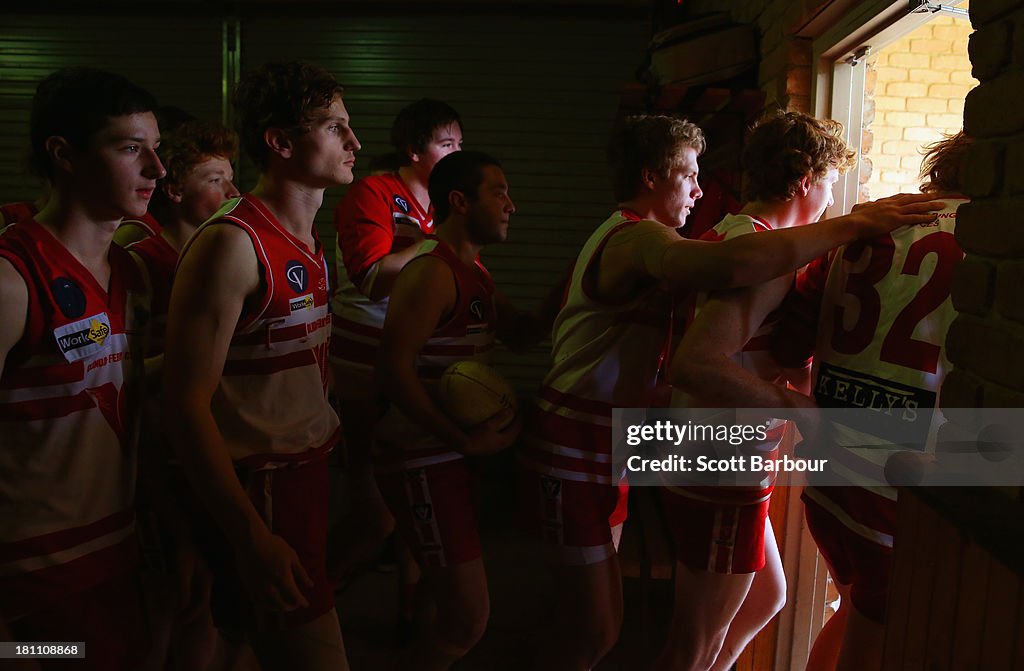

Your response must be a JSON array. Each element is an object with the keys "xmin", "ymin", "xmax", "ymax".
[
  {"xmin": 435, "ymin": 225, "xmax": 482, "ymax": 265},
  {"xmin": 161, "ymin": 216, "xmax": 200, "ymax": 252},
  {"xmin": 618, "ymin": 198, "xmax": 666, "ymax": 226},
  {"xmin": 398, "ymin": 165, "xmax": 431, "ymax": 213},
  {"xmin": 249, "ymin": 173, "xmax": 322, "ymax": 247},
  {"xmin": 739, "ymin": 200, "xmax": 800, "ymax": 230},
  {"xmin": 33, "ymin": 191, "xmax": 117, "ymax": 278}
]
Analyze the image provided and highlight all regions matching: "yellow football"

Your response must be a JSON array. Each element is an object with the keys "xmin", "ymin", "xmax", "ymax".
[{"xmin": 438, "ymin": 361, "xmax": 518, "ymax": 428}]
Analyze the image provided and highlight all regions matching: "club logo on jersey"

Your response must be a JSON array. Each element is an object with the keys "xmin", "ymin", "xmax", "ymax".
[
  {"xmin": 393, "ymin": 195, "xmax": 411, "ymax": 214},
  {"xmin": 290, "ymin": 293, "xmax": 315, "ymax": 313},
  {"xmin": 541, "ymin": 476, "xmax": 562, "ymax": 499},
  {"xmin": 285, "ymin": 260, "xmax": 308, "ymax": 293},
  {"xmin": 469, "ymin": 298, "xmax": 486, "ymax": 322},
  {"xmin": 54, "ymin": 312, "xmax": 112, "ymax": 362},
  {"xmin": 50, "ymin": 277, "xmax": 87, "ymax": 319},
  {"xmin": 412, "ymin": 503, "xmax": 434, "ymax": 522}
]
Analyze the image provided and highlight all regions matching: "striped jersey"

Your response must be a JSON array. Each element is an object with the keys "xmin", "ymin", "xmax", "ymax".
[
  {"xmin": 521, "ymin": 210, "xmax": 674, "ymax": 486},
  {"xmin": 375, "ymin": 238, "xmax": 496, "ymax": 469},
  {"xmin": 0, "ymin": 220, "xmax": 148, "ymax": 619},
  {"xmin": 183, "ymin": 194, "xmax": 340, "ymax": 469}
]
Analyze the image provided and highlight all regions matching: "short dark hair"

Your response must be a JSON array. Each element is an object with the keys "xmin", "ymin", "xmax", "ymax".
[
  {"xmin": 741, "ymin": 111, "xmax": 855, "ymax": 202},
  {"xmin": 233, "ymin": 62, "xmax": 344, "ymax": 170},
  {"xmin": 391, "ymin": 98, "xmax": 462, "ymax": 164},
  {"xmin": 428, "ymin": 150, "xmax": 501, "ymax": 223},
  {"xmin": 607, "ymin": 115, "xmax": 705, "ymax": 202},
  {"xmin": 30, "ymin": 67, "xmax": 158, "ymax": 181}
]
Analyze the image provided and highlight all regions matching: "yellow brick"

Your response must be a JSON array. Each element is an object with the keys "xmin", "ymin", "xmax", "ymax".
[
  {"xmin": 871, "ymin": 125, "xmax": 903, "ymax": 142},
  {"xmin": 885, "ymin": 111, "xmax": 928, "ymax": 126},
  {"xmin": 875, "ymin": 66, "xmax": 909, "ymax": 83},
  {"xmin": 907, "ymin": 97, "xmax": 952, "ymax": 113},
  {"xmin": 932, "ymin": 55, "xmax": 972, "ymax": 70},
  {"xmin": 874, "ymin": 95, "xmax": 906, "ymax": 111},
  {"xmin": 873, "ymin": 53, "xmax": 889, "ymax": 67},
  {"xmin": 904, "ymin": 127, "xmax": 945, "ymax": 143},
  {"xmin": 880, "ymin": 169, "xmax": 918, "ymax": 184},
  {"xmin": 911, "ymin": 39, "xmax": 955, "ymax": 53},
  {"xmin": 933, "ymin": 25, "xmax": 973, "ymax": 40},
  {"xmin": 908, "ymin": 68, "xmax": 950, "ymax": 84},
  {"xmin": 951, "ymin": 70, "xmax": 980, "ymax": 85},
  {"xmin": 930, "ymin": 83, "xmax": 974, "ymax": 98},
  {"xmin": 886, "ymin": 82, "xmax": 929, "ymax": 97},
  {"xmin": 889, "ymin": 53, "xmax": 932, "ymax": 68},
  {"xmin": 949, "ymin": 98, "xmax": 966, "ymax": 114},
  {"xmin": 871, "ymin": 153, "xmax": 903, "ymax": 169},
  {"xmin": 927, "ymin": 112, "xmax": 966, "ymax": 130},
  {"xmin": 901, "ymin": 154, "xmax": 924, "ymax": 169},
  {"xmin": 883, "ymin": 139, "xmax": 925, "ymax": 154}
]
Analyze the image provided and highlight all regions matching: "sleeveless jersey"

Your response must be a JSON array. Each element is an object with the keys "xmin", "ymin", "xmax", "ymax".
[
  {"xmin": 0, "ymin": 201, "xmax": 38, "ymax": 228},
  {"xmin": 0, "ymin": 220, "xmax": 148, "ymax": 619},
  {"xmin": 117, "ymin": 211, "xmax": 163, "ymax": 240},
  {"xmin": 797, "ymin": 198, "xmax": 967, "ymax": 502},
  {"xmin": 520, "ymin": 210, "xmax": 674, "ymax": 486},
  {"xmin": 127, "ymin": 234, "xmax": 178, "ymax": 357},
  {"xmin": 374, "ymin": 239, "xmax": 496, "ymax": 469},
  {"xmin": 330, "ymin": 173, "xmax": 434, "ymax": 388},
  {"xmin": 668, "ymin": 214, "xmax": 787, "ymax": 505},
  {"xmin": 183, "ymin": 195, "xmax": 339, "ymax": 469}
]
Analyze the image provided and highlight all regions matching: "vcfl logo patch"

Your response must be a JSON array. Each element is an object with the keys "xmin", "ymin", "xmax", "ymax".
[
  {"xmin": 285, "ymin": 261, "xmax": 308, "ymax": 293},
  {"xmin": 468, "ymin": 298, "xmax": 486, "ymax": 321},
  {"xmin": 393, "ymin": 195, "xmax": 411, "ymax": 213}
]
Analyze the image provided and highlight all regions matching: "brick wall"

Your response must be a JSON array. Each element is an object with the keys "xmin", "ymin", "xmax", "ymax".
[
  {"xmin": 945, "ymin": 0, "xmax": 1024, "ymax": 408},
  {"xmin": 863, "ymin": 11, "xmax": 977, "ymax": 200}
]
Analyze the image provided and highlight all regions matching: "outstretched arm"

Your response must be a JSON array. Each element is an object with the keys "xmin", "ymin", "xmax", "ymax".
[{"xmin": 629, "ymin": 192, "xmax": 946, "ymax": 294}]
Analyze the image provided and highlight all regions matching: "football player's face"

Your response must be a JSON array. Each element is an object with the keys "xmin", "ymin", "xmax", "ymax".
[
  {"xmin": 290, "ymin": 96, "xmax": 361, "ymax": 187},
  {"xmin": 172, "ymin": 155, "xmax": 239, "ymax": 225},
  {"xmin": 412, "ymin": 123, "xmax": 464, "ymax": 176},
  {"xmin": 466, "ymin": 165, "xmax": 515, "ymax": 245}
]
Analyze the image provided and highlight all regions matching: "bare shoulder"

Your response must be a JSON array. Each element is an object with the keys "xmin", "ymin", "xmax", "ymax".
[
  {"xmin": 177, "ymin": 223, "xmax": 260, "ymax": 293},
  {"xmin": 0, "ymin": 257, "xmax": 29, "ymax": 365}
]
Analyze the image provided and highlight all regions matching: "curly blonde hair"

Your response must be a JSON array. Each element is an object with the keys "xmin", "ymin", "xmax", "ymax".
[
  {"xmin": 608, "ymin": 114, "xmax": 706, "ymax": 202},
  {"xmin": 919, "ymin": 131, "xmax": 970, "ymax": 193}
]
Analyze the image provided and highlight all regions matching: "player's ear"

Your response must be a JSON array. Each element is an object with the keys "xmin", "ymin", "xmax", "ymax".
[
  {"xmin": 641, "ymin": 166, "xmax": 658, "ymax": 191},
  {"xmin": 264, "ymin": 128, "xmax": 293, "ymax": 160},
  {"xmin": 798, "ymin": 174, "xmax": 812, "ymax": 197},
  {"xmin": 44, "ymin": 136, "xmax": 75, "ymax": 176},
  {"xmin": 163, "ymin": 180, "xmax": 184, "ymax": 204},
  {"xmin": 449, "ymin": 189, "xmax": 469, "ymax": 214}
]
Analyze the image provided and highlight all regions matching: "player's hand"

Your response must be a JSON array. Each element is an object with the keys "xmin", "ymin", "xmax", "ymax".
[
  {"xmin": 175, "ymin": 538, "xmax": 213, "ymax": 621},
  {"xmin": 239, "ymin": 531, "xmax": 314, "ymax": 613},
  {"xmin": 847, "ymin": 192, "xmax": 946, "ymax": 238},
  {"xmin": 460, "ymin": 407, "xmax": 522, "ymax": 456}
]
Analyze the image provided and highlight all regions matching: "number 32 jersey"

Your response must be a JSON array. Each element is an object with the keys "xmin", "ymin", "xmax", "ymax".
[{"xmin": 778, "ymin": 197, "xmax": 967, "ymax": 491}]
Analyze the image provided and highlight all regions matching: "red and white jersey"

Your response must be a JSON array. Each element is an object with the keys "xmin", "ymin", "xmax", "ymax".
[
  {"xmin": 184, "ymin": 195, "xmax": 340, "ymax": 469},
  {"xmin": 669, "ymin": 214, "xmax": 788, "ymax": 505},
  {"xmin": 375, "ymin": 239, "xmax": 496, "ymax": 469},
  {"xmin": 330, "ymin": 173, "xmax": 434, "ymax": 393},
  {"xmin": 0, "ymin": 220, "xmax": 148, "ymax": 619},
  {"xmin": 0, "ymin": 201, "xmax": 38, "ymax": 229},
  {"xmin": 520, "ymin": 210, "xmax": 674, "ymax": 486},
  {"xmin": 127, "ymin": 234, "xmax": 178, "ymax": 357},
  {"xmin": 796, "ymin": 198, "xmax": 967, "ymax": 500},
  {"xmin": 117, "ymin": 211, "xmax": 163, "ymax": 240}
]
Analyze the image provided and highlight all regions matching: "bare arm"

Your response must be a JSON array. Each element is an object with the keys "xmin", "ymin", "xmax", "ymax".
[
  {"xmin": 618, "ymin": 193, "xmax": 946, "ymax": 296},
  {"xmin": 162, "ymin": 224, "xmax": 310, "ymax": 613},
  {"xmin": 0, "ymin": 258, "xmax": 28, "ymax": 378},
  {"xmin": 367, "ymin": 221, "xmax": 425, "ymax": 300},
  {"xmin": 379, "ymin": 257, "xmax": 518, "ymax": 456},
  {"xmin": 671, "ymin": 275, "xmax": 814, "ymax": 410},
  {"xmin": 493, "ymin": 275, "xmax": 564, "ymax": 352}
]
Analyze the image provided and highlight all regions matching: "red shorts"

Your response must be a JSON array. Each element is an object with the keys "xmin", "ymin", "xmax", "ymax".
[
  {"xmin": 8, "ymin": 571, "xmax": 150, "ymax": 670},
  {"xmin": 661, "ymin": 488, "xmax": 770, "ymax": 574},
  {"xmin": 518, "ymin": 467, "xmax": 629, "ymax": 565},
  {"xmin": 802, "ymin": 486, "xmax": 896, "ymax": 623},
  {"xmin": 377, "ymin": 458, "xmax": 481, "ymax": 569},
  {"xmin": 187, "ymin": 455, "xmax": 335, "ymax": 630}
]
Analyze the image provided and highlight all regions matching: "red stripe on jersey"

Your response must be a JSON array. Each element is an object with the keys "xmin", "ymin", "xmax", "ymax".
[
  {"xmin": 538, "ymin": 385, "xmax": 614, "ymax": 417},
  {"xmin": 0, "ymin": 391, "xmax": 95, "ymax": 421},
  {"xmin": 331, "ymin": 314, "xmax": 384, "ymax": 339},
  {"xmin": 223, "ymin": 350, "xmax": 317, "ymax": 376},
  {"xmin": 231, "ymin": 323, "xmax": 310, "ymax": 347},
  {"xmin": 0, "ymin": 509, "xmax": 134, "ymax": 563},
  {"xmin": 0, "ymin": 361, "xmax": 85, "ymax": 388}
]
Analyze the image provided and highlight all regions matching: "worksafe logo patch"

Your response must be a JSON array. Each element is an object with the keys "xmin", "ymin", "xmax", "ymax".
[
  {"xmin": 290, "ymin": 294, "xmax": 315, "ymax": 313},
  {"xmin": 54, "ymin": 313, "xmax": 112, "ymax": 362}
]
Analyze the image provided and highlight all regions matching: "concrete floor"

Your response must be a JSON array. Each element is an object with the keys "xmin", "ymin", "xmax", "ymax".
[{"xmin": 334, "ymin": 459, "xmax": 674, "ymax": 670}]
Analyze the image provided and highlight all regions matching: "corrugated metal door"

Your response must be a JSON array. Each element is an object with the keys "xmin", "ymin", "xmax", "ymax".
[
  {"xmin": 0, "ymin": 15, "xmax": 224, "ymax": 206},
  {"xmin": 242, "ymin": 12, "xmax": 649, "ymax": 391}
]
